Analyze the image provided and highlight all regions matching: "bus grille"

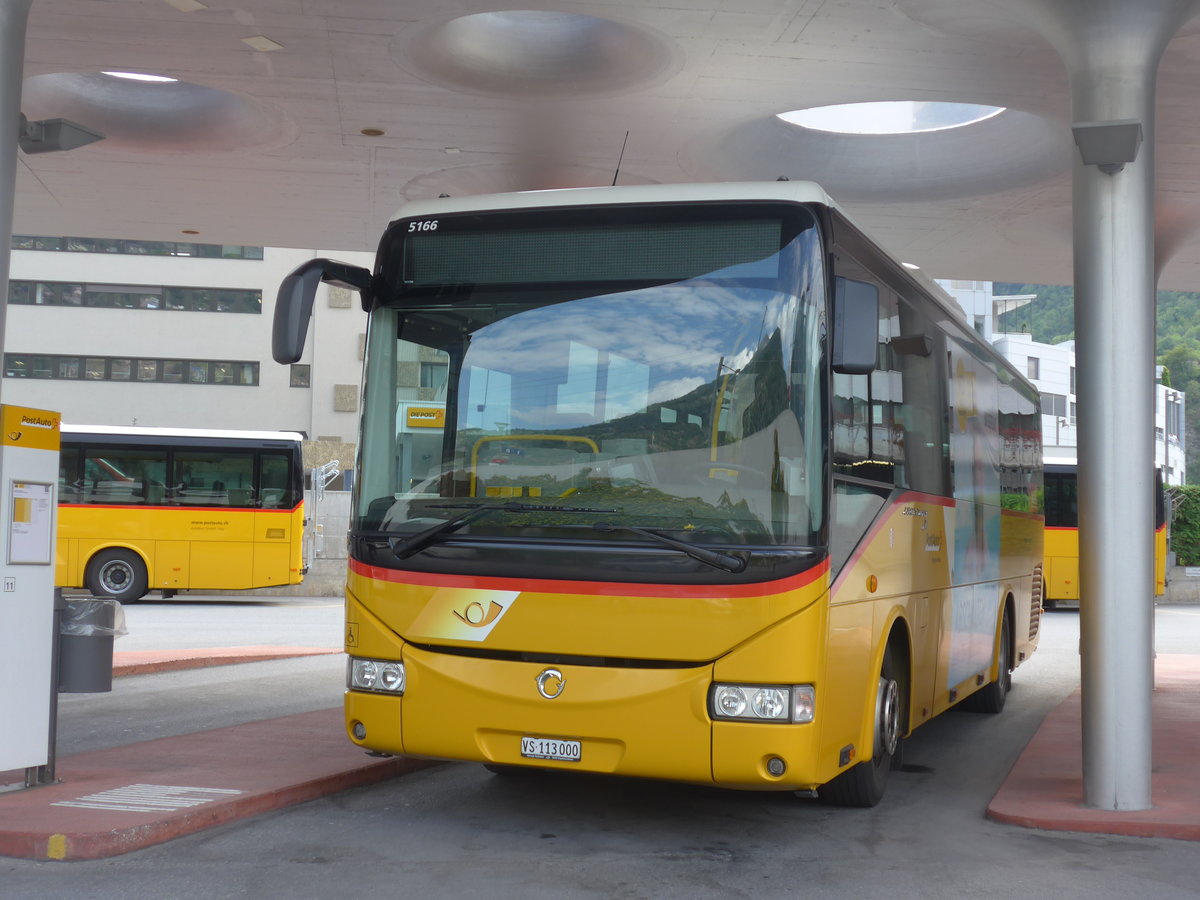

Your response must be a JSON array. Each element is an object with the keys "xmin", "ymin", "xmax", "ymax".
[{"xmin": 1029, "ymin": 564, "xmax": 1044, "ymax": 641}]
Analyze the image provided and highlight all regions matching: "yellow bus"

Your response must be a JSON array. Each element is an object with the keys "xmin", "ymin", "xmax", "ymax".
[
  {"xmin": 56, "ymin": 425, "xmax": 307, "ymax": 603},
  {"xmin": 275, "ymin": 182, "xmax": 1043, "ymax": 806},
  {"xmin": 1042, "ymin": 459, "xmax": 1167, "ymax": 609}
]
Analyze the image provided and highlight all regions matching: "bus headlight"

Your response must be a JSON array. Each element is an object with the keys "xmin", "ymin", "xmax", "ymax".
[
  {"xmin": 710, "ymin": 683, "xmax": 814, "ymax": 724},
  {"xmin": 348, "ymin": 657, "xmax": 406, "ymax": 695}
]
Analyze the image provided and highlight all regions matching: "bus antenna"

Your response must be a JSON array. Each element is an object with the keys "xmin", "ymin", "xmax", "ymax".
[{"xmin": 612, "ymin": 131, "xmax": 630, "ymax": 186}]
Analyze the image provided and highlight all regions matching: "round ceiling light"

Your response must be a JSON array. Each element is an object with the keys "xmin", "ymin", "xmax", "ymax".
[
  {"xmin": 21, "ymin": 72, "xmax": 296, "ymax": 154},
  {"xmin": 779, "ymin": 101, "xmax": 1005, "ymax": 135},
  {"xmin": 397, "ymin": 11, "xmax": 681, "ymax": 96}
]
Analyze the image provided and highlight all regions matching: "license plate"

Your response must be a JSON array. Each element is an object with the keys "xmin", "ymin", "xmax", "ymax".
[{"xmin": 520, "ymin": 736, "xmax": 581, "ymax": 762}]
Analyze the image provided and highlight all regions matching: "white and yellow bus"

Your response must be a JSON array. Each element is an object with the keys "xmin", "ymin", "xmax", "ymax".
[
  {"xmin": 275, "ymin": 182, "xmax": 1043, "ymax": 806},
  {"xmin": 56, "ymin": 425, "xmax": 306, "ymax": 603}
]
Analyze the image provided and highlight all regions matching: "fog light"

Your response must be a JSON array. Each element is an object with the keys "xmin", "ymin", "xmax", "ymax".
[
  {"xmin": 352, "ymin": 721, "xmax": 366, "ymax": 740},
  {"xmin": 766, "ymin": 756, "xmax": 786, "ymax": 777}
]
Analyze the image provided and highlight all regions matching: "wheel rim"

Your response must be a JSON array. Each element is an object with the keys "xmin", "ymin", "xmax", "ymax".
[
  {"xmin": 875, "ymin": 675, "xmax": 900, "ymax": 758},
  {"xmin": 100, "ymin": 560, "xmax": 133, "ymax": 594}
]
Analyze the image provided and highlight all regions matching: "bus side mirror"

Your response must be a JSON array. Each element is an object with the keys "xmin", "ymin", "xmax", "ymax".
[
  {"xmin": 273, "ymin": 259, "xmax": 373, "ymax": 364},
  {"xmin": 832, "ymin": 276, "xmax": 879, "ymax": 375}
]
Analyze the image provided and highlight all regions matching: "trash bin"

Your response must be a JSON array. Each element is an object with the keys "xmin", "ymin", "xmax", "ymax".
[{"xmin": 59, "ymin": 597, "xmax": 127, "ymax": 693}]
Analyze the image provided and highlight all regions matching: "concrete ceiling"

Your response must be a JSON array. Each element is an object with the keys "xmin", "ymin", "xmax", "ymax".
[{"xmin": 15, "ymin": 0, "xmax": 1200, "ymax": 290}]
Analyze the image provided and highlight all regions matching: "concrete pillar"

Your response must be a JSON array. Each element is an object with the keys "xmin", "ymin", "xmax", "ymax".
[
  {"xmin": 0, "ymin": 0, "xmax": 33, "ymax": 407},
  {"xmin": 1024, "ymin": 0, "xmax": 1200, "ymax": 811}
]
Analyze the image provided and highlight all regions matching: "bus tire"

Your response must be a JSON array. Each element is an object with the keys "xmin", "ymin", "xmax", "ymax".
[
  {"xmin": 960, "ymin": 607, "xmax": 1012, "ymax": 714},
  {"xmin": 817, "ymin": 641, "xmax": 906, "ymax": 808},
  {"xmin": 85, "ymin": 548, "xmax": 149, "ymax": 604}
]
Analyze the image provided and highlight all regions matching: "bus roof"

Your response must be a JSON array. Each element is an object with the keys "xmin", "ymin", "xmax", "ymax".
[
  {"xmin": 391, "ymin": 180, "xmax": 844, "ymax": 221},
  {"xmin": 61, "ymin": 424, "xmax": 305, "ymax": 443}
]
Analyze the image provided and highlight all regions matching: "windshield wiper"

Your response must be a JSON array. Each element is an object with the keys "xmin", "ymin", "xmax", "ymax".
[
  {"xmin": 388, "ymin": 501, "xmax": 616, "ymax": 559},
  {"xmin": 593, "ymin": 522, "xmax": 748, "ymax": 574}
]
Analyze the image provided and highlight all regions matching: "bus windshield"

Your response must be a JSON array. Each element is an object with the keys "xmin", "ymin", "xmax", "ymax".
[{"xmin": 354, "ymin": 204, "xmax": 828, "ymax": 568}]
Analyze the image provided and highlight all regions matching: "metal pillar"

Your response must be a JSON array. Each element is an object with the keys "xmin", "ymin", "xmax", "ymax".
[
  {"xmin": 1073, "ymin": 104, "xmax": 1156, "ymax": 812},
  {"xmin": 1025, "ymin": 0, "xmax": 1200, "ymax": 811},
  {"xmin": 0, "ymin": 0, "xmax": 33, "ymax": 408}
]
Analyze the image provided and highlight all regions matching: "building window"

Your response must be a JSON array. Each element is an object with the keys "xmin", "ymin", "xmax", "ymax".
[
  {"xmin": 1070, "ymin": 401, "xmax": 1077, "ymax": 425},
  {"xmin": 1040, "ymin": 392, "xmax": 1067, "ymax": 417},
  {"xmin": 333, "ymin": 384, "xmax": 359, "ymax": 412},
  {"xmin": 1027, "ymin": 357, "xmax": 1040, "ymax": 380},
  {"xmin": 3, "ymin": 353, "xmax": 258, "ymax": 385},
  {"xmin": 8, "ymin": 279, "xmax": 261, "ymax": 314},
  {"xmin": 1070, "ymin": 366, "xmax": 1076, "ymax": 395},
  {"xmin": 1166, "ymin": 394, "xmax": 1183, "ymax": 439},
  {"xmin": 12, "ymin": 235, "xmax": 264, "ymax": 259},
  {"xmin": 419, "ymin": 361, "xmax": 449, "ymax": 390},
  {"xmin": 290, "ymin": 364, "xmax": 311, "ymax": 388}
]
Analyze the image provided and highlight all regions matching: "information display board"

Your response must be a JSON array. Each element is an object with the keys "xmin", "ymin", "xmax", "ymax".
[{"xmin": 0, "ymin": 405, "xmax": 61, "ymax": 773}]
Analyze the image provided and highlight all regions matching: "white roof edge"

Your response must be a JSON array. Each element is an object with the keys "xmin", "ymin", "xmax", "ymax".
[
  {"xmin": 391, "ymin": 181, "xmax": 843, "ymax": 221},
  {"xmin": 61, "ymin": 424, "xmax": 305, "ymax": 441}
]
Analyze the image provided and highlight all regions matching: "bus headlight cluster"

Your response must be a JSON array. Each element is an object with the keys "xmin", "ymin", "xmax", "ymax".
[
  {"xmin": 710, "ymin": 683, "xmax": 814, "ymax": 724},
  {"xmin": 348, "ymin": 657, "xmax": 405, "ymax": 695}
]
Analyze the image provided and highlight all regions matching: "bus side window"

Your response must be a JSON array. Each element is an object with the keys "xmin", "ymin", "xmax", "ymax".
[
  {"xmin": 58, "ymin": 446, "xmax": 83, "ymax": 504},
  {"xmin": 831, "ymin": 480, "xmax": 889, "ymax": 575},
  {"xmin": 259, "ymin": 453, "xmax": 292, "ymax": 508}
]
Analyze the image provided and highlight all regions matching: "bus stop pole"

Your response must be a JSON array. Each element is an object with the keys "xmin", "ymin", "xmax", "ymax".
[{"xmin": 1046, "ymin": 0, "xmax": 1200, "ymax": 811}]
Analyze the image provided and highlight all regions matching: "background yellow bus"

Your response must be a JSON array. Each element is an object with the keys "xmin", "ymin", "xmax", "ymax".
[
  {"xmin": 57, "ymin": 425, "xmax": 306, "ymax": 603},
  {"xmin": 1042, "ymin": 459, "xmax": 1167, "ymax": 609},
  {"xmin": 275, "ymin": 181, "xmax": 1043, "ymax": 807}
]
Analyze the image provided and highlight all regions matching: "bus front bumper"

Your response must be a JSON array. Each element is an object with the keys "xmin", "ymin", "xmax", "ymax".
[{"xmin": 344, "ymin": 644, "xmax": 825, "ymax": 790}]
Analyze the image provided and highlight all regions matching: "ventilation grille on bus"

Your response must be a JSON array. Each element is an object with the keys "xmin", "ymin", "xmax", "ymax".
[{"xmin": 1029, "ymin": 564, "xmax": 1044, "ymax": 641}]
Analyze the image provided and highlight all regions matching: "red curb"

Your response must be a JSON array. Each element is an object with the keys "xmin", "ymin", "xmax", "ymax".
[
  {"xmin": 0, "ymin": 708, "xmax": 435, "ymax": 861},
  {"xmin": 112, "ymin": 646, "xmax": 341, "ymax": 676},
  {"xmin": 987, "ymin": 654, "xmax": 1200, "ymax": 841}
]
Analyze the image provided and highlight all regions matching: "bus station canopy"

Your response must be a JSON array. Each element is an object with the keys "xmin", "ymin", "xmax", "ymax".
[{"xmin": 9, "ymin": 0, "xmax": 1200, "ymax": 292}]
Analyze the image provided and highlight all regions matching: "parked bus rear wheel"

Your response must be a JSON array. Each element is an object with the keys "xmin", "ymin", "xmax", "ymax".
[
  {"xmin": 817, "ymin": 641, "xmax": 906, "ymax": 808},
  {"xmin": 959, "ymin": 607, "xmax": 1012, "ymax": 714},
  {"xmin": 85, "ymin": 548, "xmax": 149, "ymax": 604}
]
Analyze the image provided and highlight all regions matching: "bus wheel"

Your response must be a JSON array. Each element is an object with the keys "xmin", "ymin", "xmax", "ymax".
[
  {"xmin": 85, "ymin": 548, "xmax": 149, "ymax": 604},
  {"xmin": 817, "ymin": 642, "xmax": 906, "ymax": 808},
  {"xmin": 960, "ymin": 608, "xmax": 1012, "ymax": 714}
]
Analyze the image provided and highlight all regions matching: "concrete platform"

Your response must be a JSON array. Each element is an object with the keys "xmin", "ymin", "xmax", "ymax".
[
  {"xmin": 0, "ymin": 707, "xmax": 434, "ymax": 861},
  {"xmin": 987, "ymin": 653, "xmax": 1200, "ymax": 841},
  {"xmin": 1, "ymin": 648, "xmax": 1197, "ymax": 861}
]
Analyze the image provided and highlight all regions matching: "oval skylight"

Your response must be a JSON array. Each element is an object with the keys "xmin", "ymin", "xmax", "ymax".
[
  {"xmin": 102, "ymin": 71, "xmax": 178, "ymax": 83},
  {"xmin": 779, "ymin": 101, "xmax": 1004, "ymax": 135}
]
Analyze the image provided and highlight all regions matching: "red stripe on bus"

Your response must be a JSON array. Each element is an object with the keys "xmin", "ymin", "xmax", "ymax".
[
  {"xmin": 349, "ymin": 556, "xmax": 829, "ymax": 599},
  {"xmin": 57, "ymin": 503, "xmax": 302, "ymax": 513}
]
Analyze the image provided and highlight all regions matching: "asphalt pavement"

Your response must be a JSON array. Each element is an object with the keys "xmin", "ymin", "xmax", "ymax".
[{"xmin": 1, "ymin": 599, "xmax": 1198, "ymax": 862}]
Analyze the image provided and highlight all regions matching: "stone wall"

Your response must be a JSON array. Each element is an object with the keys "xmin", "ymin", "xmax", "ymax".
[{"xmin": 1165, "ymin": 567, "xmax": 1200, "ymax": 604}]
